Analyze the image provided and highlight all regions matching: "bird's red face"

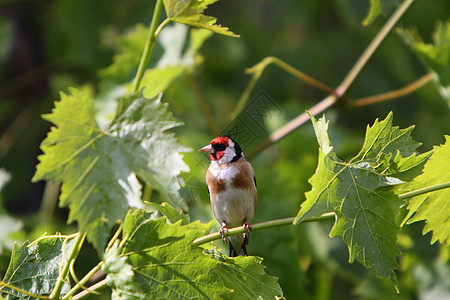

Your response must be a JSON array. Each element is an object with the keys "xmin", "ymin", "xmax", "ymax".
[
  {"xmin": 199, "ymin": 136, "xmax": 241, "ymax": 164},
  {"xmin": 199, "ymin": 136, "xmax": 229, "ymax": 161}
]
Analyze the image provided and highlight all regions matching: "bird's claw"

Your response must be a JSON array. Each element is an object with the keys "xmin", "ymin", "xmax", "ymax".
[
  {"xmin": 219, "ymin": 226, "xmax": 228, "ymax": 243},
  {"xmin": 243, "ymin": 222, "xmax": 252, "ymax": 245}
]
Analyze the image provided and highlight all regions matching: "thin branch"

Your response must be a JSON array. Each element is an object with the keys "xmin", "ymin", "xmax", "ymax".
[
  {"xmin": 72, "ymin": 279, "xmax": 108, "ymax": 300},
  {"xmin": 335, "ymin": 0, "xmax": 416, "ymax": 97},
  {"xmin": 261, "ymin": 57, "xmax": 335, "ymax": 94},
  {"xmin": 131, "ymin": 0, "xmax": 164, "ymax": 92},
  {"xmin": 192, "ymin": 212, "xmax": 335, "ymax": 246},
  {"xmin": 62, "ymin": 262, "xmax": 104, "ymax": 300},
  {"xmin": 27, "ymin": 232, "xmax": 79, "ymax": 247},
  {"xmin": 353, "ymin": 73, "xmax": 433, "ymax": 107},
  {"xmin": 49, "ymin": 233, "xmax": 86, "ymax": 300},
  {"xmin": 246, "ymin": 0, "xmax": 415, "ymax": 159},
  {"xmin": 188, "ymin": 75, "xmax": 221, "ymax": 136},
  {"xmin": 231, "ymin": 56, "xmax": 334, "ymax": 120},
  {"xmin": 247, "ymin": 95, "xmax": 336, "ymax": 159},
  {"xmin": 39, "ymin": 182, "xmax": 60, "ymax": 222},
  {"xmin": 399, "ymin": 181, "xmax": 450, "ymax": 199}
]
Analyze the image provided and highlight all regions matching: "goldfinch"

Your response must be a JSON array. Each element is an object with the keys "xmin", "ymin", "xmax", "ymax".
[{"xmin": 199, "ymin": 136, "xmax": 257, "ymax": 256}]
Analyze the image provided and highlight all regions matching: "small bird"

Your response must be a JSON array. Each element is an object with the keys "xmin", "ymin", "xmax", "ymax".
[{"xmin": 199, "ymin": 136, "xmax": 257, "ymax": 256}]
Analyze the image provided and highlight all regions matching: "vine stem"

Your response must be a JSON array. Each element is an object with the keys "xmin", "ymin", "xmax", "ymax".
[
  {"xmin": 231, "ymin": 57, "xmax": 334, "ymax": 120},
  {"xmin": 247, "ymin": 95, "xmax": 336, "ymax": 159},
  {"xmin": 246, "ymin": 0, "xmax": 415, "ymax": 159},
  {"xmin": 131, "ymin": 0, "xmax": 164, "ymax": 93},
  {"xmin": 335, "ymin": 0, "xmax": 415, "ymax": 97},
  {"xmin": 49, "ymin": 232, "xmax": 86, "ymax": 300},
  {"xmin": 193, "ymin": 181, "xmax": 450, "ymax": 247},
  {"xmin": 192, "ymin": 212, "xmax": 335, "ymax": 246},
  {"xmin": 353, "ymin": 73, "xmax": 433, "ymax": 106},
  {"xmin": 399, "ymin": 181, "xmax": 450, "ymax": 199},
  {"xmin": 72, "ymin": 279, "xmax": 108, "ymax": 300},
  {"xmin": 61, "ymin": 262, "xmax": 104, "ymax": 300},
  {"xmin": 0, "ymin": 282, "xmax": 48, "ymax": 299}
]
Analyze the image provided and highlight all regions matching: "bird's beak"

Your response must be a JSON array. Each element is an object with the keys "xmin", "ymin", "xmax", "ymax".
[{"xmin": 199, "ymin": 144, "xmax": 214, "ymax": 153}]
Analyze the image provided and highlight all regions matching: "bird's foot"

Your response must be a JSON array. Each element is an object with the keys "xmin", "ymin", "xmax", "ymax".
[
  {"xmin": 219, "ymin": 226, "xmax": 229, "ymax": 243},
  {"xmin": 243, "ymin": 222, "xmax": 252, "ymax": 245}
]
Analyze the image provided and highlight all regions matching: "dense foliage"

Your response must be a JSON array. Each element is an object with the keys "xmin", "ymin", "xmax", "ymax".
[{"xmin": 0, "ymin": 0, "xmax": 449, "ymax": 299}]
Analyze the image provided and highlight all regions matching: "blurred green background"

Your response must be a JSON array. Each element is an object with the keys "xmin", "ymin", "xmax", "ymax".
[{"xmin": 0, "ymin": 0, "xmax": 449, "ymax": 299}]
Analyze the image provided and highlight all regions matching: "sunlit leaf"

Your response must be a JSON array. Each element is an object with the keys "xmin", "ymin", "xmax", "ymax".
[
  {"xmin": 100, "ymin": 24, "xmax": 149, "ymax": 82},
  {"xmin": 294, "ymin": 112, "xmax": 430, "ymax": 285},
  {"xmin": 362, "ymin": 0, "xmax": 401, "ymax": 26},
  {"xmin": 402, "ymin": 135, "xmax": 450, "ymax": 245},
  {"xmin": 163, "ymin": 0, "xmax": 239, "ymax": 37},
  {"xmin": 139, "ymin": 24, "xmax": 213, "ymax": 98},
  {"xmin": 33, "ymin": 89, "xmax": 189, "ymax": 252},
  {"xmin": 398, "ymin": 21, "xmax": 450, "ymax": 107},
  {"xmin": 149, "ymin": 202, "xmax": 190, "ymax": 225},
  {"xmin": 103, "ymin": 208, "xmax": 282, "ymax": 299},
  {"xmin": 0, "ymin": 237, "xmax": 74, "ymax": 299},
  {"xmin": 206, "ymin": 249, "xmax": 283, "ymax": 300}
]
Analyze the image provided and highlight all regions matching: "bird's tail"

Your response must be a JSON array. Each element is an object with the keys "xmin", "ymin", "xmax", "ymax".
[{"xmin": 228, "ymin": 234, "xmax": 248, "ymax": 257}]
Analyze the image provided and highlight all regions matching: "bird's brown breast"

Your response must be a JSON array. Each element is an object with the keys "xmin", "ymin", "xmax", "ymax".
[{"xmin": 206, "ymin": 171, "xmax": 226, "ymax": 194}]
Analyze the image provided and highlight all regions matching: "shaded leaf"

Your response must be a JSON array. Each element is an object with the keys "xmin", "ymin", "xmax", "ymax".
[
  {"xmin": 295, "ymin": 112, "xmax": 429, "ymax": 284},
  {"xmin": 103, "ymin": 208, "xmax": 282, "ymax": 299},
  {"xmin": 398, "ymin": 21, "xmax": 450, "ymax": 107},
  {"xmin": 163, "ymin": 0, "xmax": 239, "ymax": 37},
  {"xmin": 33, "ymin": 89, "xmax": 189, "ymax": 252},
  {"xmin": 402, "ymin": 135, "xmax": 450, "ymax": 245},
  {"xmin": 0, "ymin": 237, "xmax": 74, "ymax": 299}
]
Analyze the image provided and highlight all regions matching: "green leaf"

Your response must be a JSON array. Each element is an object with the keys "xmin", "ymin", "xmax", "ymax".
[
  {"xmin": 206, "ymin": 249, "xmax": 283, "ymax": 300},
  {"xmin": 0, "ymin": 237, "xmax": 74, "ymax": 299},
  {"xmin": 362, "ymin": 0, "xmax": 400, "ymax": 26},
  {"xmin": 398, "ymin": 21, "xmax": 450, "ymax": 107},
  {"xmin": 138, "ymin": 23, "xmax": 213, "ymax": 98},
  {"xmin": 100, "ymin": 24, "xmax": 149, "ymax": 82},
  {"xmin": 402, "ymin": 135, "xmax": 450, "ymax": 245},
  {"xmin": 148, "ymin": 202, "xmax": 190, "ymax": 225},
  {"xmin": 163, "ymin": 0, "xmax": 240, "ymax": 37},
  {"xmin": 294, "ymin": 112, "xmax": 429, "ymax": 284},
  {"xmin": 147, "ymin": 25, "xmax": 211, "ymax": 95},
  {"xmin": 33, "ymin": 89, "xmax": 189, "ymax": 252},
  {"xmin": 103, "ymin": 208, "xmax": 282, "ymax": 299}
]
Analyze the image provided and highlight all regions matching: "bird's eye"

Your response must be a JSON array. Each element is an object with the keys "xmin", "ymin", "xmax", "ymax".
[{"xmin": 213, "ymin": 143, "xmax": 226, "ymax": 151}]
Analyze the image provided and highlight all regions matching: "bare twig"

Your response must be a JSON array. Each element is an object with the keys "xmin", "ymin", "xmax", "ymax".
[
  {"xmin": 192, "ymin": 212, "xmax": 335, "ymax": 246},
  {"xmin": 353, "ymin": 73, "xmax": 433, "ymax": 107}
]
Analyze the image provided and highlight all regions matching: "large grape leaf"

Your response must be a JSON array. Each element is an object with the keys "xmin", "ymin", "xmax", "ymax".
[
  {"xmin": 294, "ymin": 112, "xmax": 430, "ymax": 284},
  {"xmin": 402, "ymin": 135, "xmax": 450, "ymax": 245},
  {"xmin": 163, "ymin": 0, "xmax": 239, "ymax": 37},
  {"xmin": 32, "ymin": 89, "xmax": 189, "ymax": 252},
  {"xmin": 103, "ymin": 208, "xmax": 282, "ymax": 299},
  {"xmin": 398, "ymin": 21, "xmax": 450, "ymax": 107},
  {"xmin": 0, "ymin": 237, "xmax": 74, "ymax": 299}
]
